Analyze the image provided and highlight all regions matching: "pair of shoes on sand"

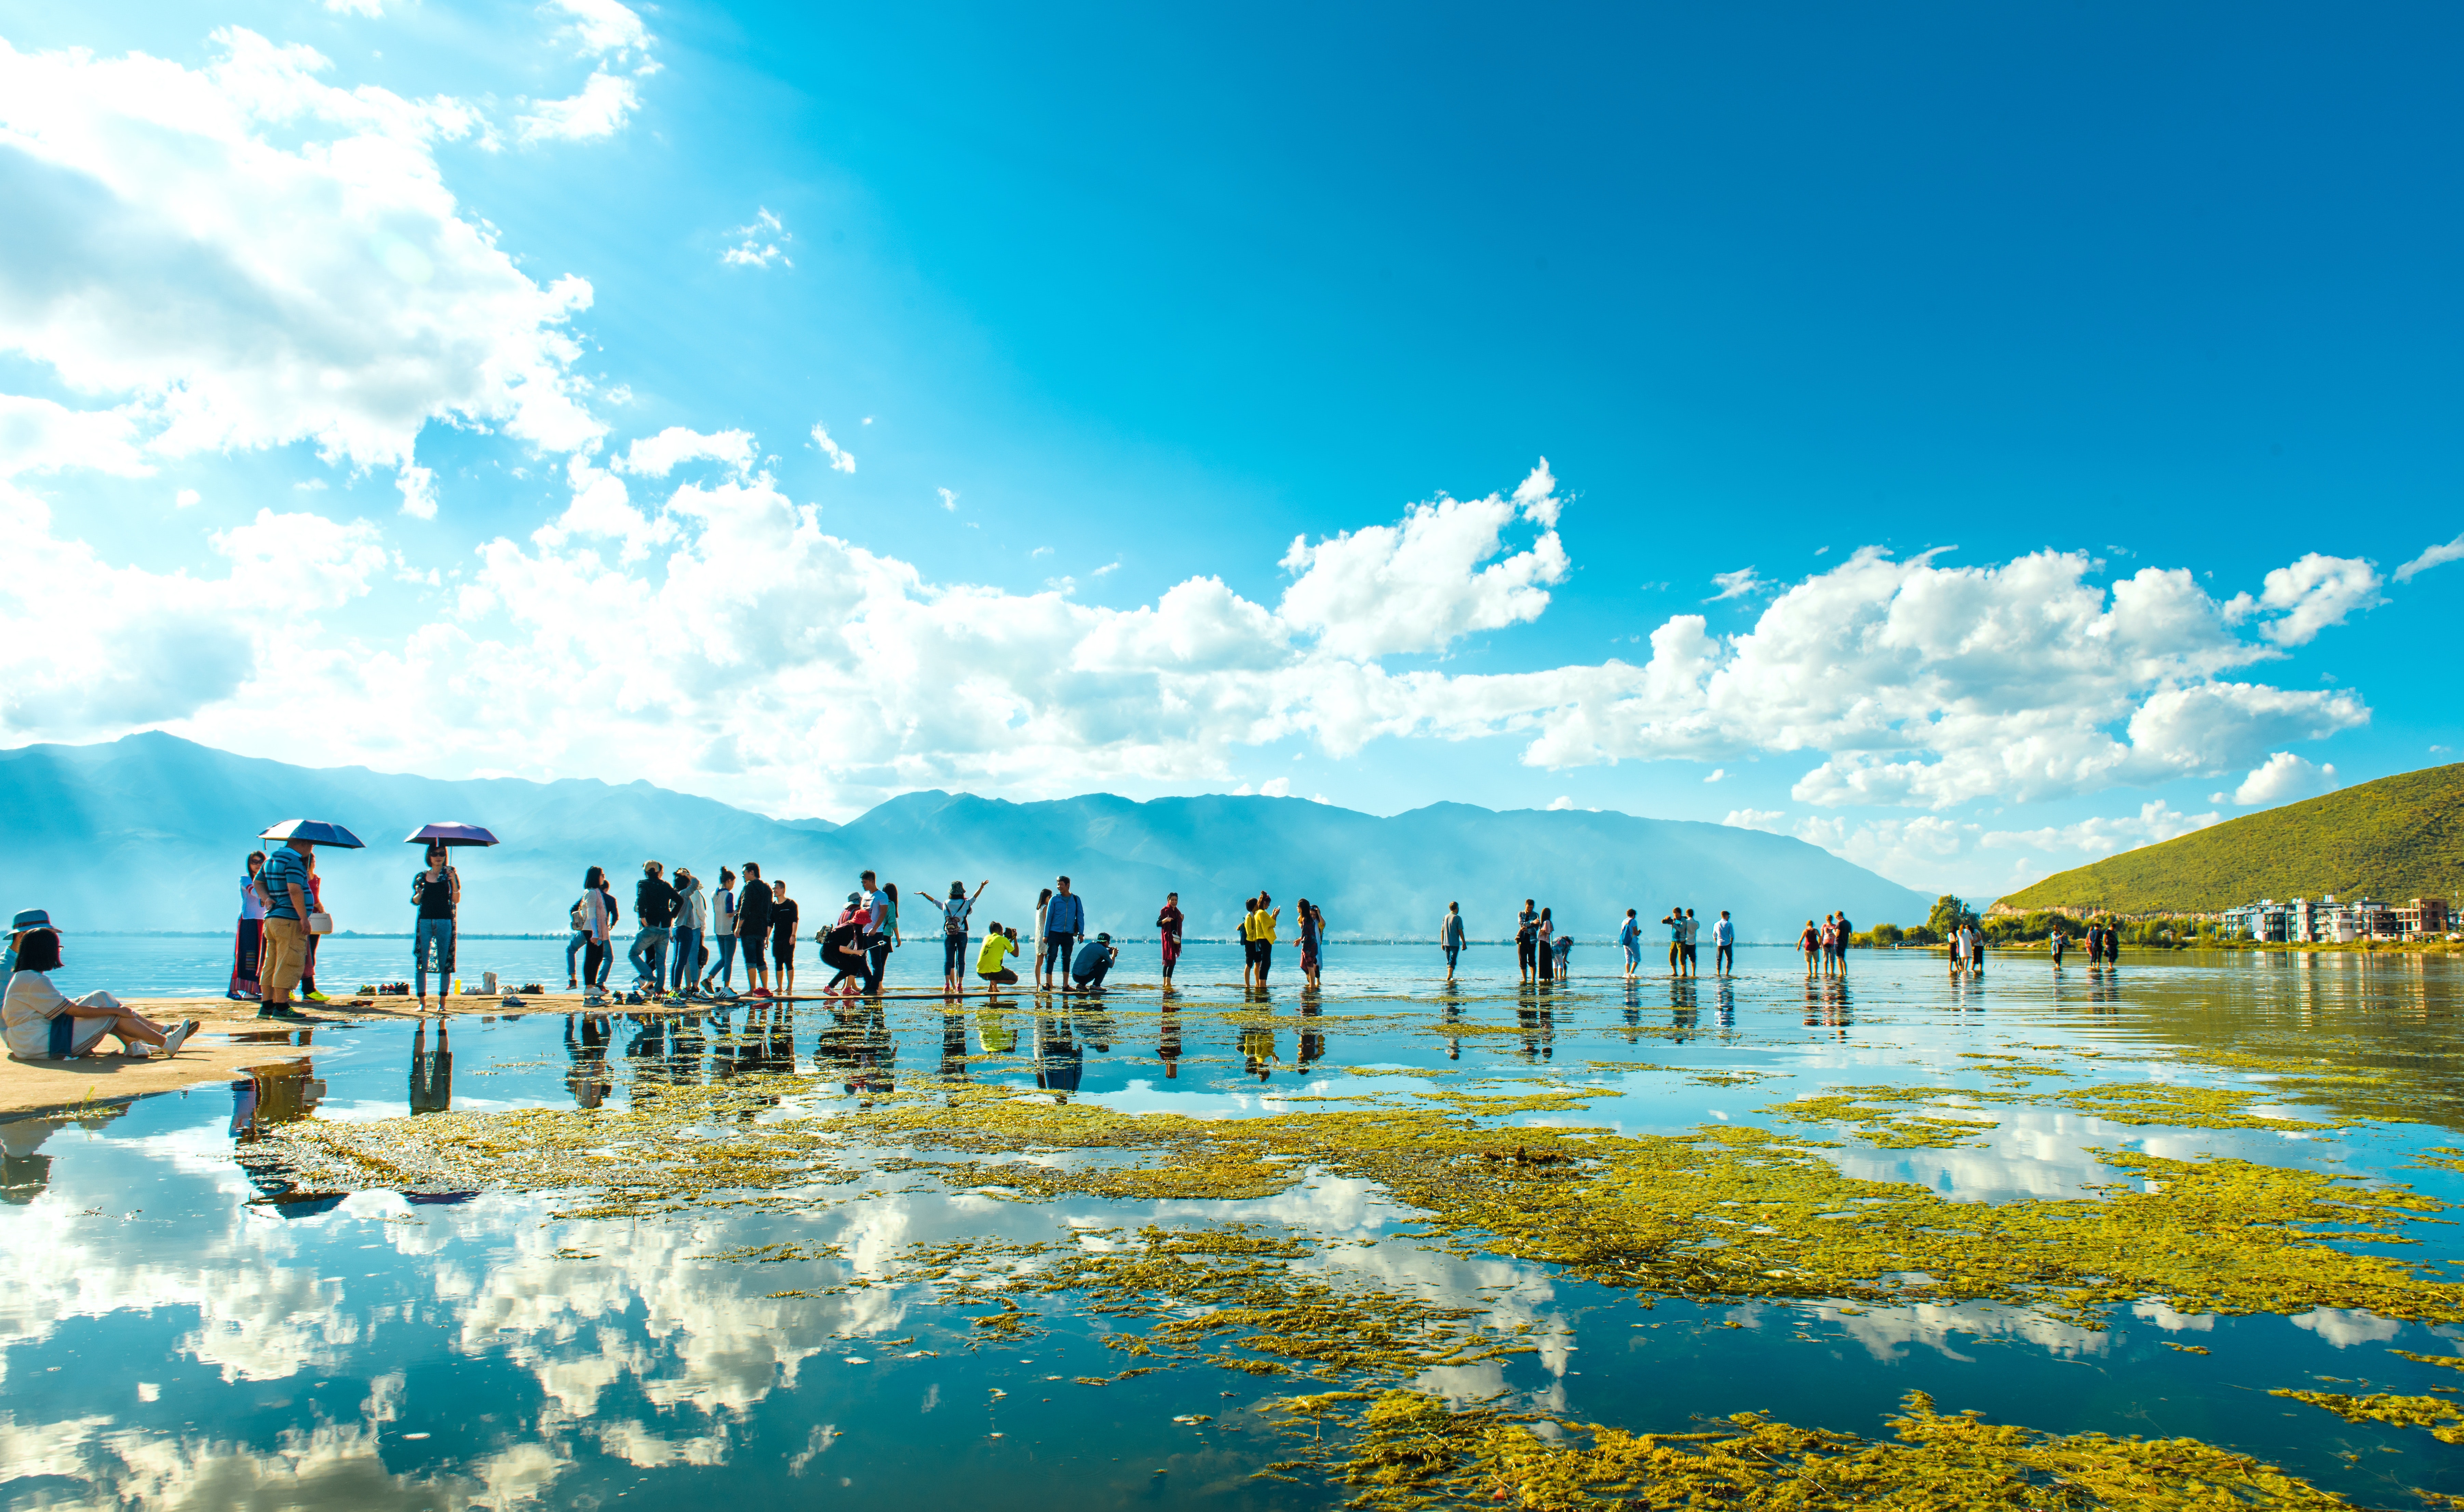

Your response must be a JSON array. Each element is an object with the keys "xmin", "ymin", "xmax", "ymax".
[
  {"xmin": 257, "ymin": 1005, "xmax": 310, "ymax": 1022},
  {"xmin": 126, "ymin": 1020, "xmax": 203, "ymax": 1059}
]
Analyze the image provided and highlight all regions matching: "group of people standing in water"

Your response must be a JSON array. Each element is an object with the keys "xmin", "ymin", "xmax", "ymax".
[{"xmin": 210, "ymin": 840, "xmax": 2145, "ymax": 1017}]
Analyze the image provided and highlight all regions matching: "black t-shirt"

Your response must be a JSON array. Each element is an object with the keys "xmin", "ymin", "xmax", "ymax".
[
  {"xmin": 416, "ymin": 868, "xmax": 455, "ymax": 920},
  {"xmin": 736, "ymin": 885, "xmax": 772, "ymax": 935},
  {"xmin": 770, "ymin": 897, "xmax": 800, "ymax": 939}
]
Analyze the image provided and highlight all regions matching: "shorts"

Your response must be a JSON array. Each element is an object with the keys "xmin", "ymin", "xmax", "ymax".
[
  {"xmin": 1444, "ymin": 944, "xmax": 1461, "ymax": 968},
  {"xmin": 1243, "ymin": 938, "xmax": 1261, "ymax": 967},
  {"xmin": 978, "ymin": 967, "xmax": 1018, "ymax": 986},
  {"xmin": 772, "ymin": 931, "xmax": 797, "ymax": 965},
  {"xmin": 1043, "ymin": 933, "xmax": 1076, "ymax": 973},
  {"xmin": 738, "ymin": 927, "xmax": 768, "ymax": 960}
]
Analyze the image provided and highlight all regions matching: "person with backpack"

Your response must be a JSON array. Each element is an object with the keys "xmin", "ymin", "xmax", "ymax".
[
  {"xmin": 1618, "ymin": 908, "xmax": 1641, "ymax": 978},
  {"xmin": 821, "ymin": 892, "xmax": 867, "ymax": 995},
  {"xmin": 565, "ymin": 883, "xmax": 592, "ymax": 991},
  {"xmin": 736, "ymin": 861, "xmax": 772, "ymax": 999},
  {"xmin": 924, "ymin": 880, "xmax": 989, "ymax": 993}
]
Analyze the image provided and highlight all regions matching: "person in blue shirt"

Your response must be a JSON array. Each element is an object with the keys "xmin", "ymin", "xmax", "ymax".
[
  {"xmin": 1618, "ymin": 909, "xmax": 1641, "ymax": 978},
  {"xmin": 1069, "ymin": 932, "xmax": 1118, "ymax": 992},
  {"xmin": 1041, "ymin": 876, "xmax": 1085, "ymax": 990},
  {"xmin": 256, "ymin": 838, "xmax": 315, "ymax": 1019},
  {"xmin": 1441, "ymin": 902, "xmax": 1467, "ymax": 982},
  {"xmin": 1713, "ymin": 910, "xmax": 1736, "ymax": 975}
]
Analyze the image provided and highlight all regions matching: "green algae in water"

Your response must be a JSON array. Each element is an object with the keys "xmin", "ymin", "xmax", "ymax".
[
  {"xmin": 2270, "ymin": 1388, "xmax": 2464, "ymax": 1445},
  {"xmin": 1295, "ymin": 1388, "xmax": 2381, "ymax": 1510}
]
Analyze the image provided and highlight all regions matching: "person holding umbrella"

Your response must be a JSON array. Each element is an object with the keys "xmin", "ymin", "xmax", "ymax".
[
  {"xmin": 404, "ymin": 825, "xmax": 496, "ymax": 1008},
  {"xmin": 410, "ymin": 840, "xmax": 460, "ymax": 1011},
  {"xmin": 255, "ymin": 819, "xmax": 364, "ymax": 1018}
]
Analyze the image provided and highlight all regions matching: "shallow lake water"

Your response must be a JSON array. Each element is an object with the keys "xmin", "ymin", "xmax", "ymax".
[{"xmin": 7, "ymin": 945, "xmax": 2464, "ymax": 1508}]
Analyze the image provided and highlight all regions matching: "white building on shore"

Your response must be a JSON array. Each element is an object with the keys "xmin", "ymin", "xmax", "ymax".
[{"xmin": 2220, "ymin": 895, "xmax": 2448, "ymax": 942}]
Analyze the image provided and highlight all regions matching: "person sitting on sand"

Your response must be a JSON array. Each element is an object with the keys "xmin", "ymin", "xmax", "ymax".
[{"xmin": 3, "ymin": 928, "xmax": 196, "ymax": 1062}]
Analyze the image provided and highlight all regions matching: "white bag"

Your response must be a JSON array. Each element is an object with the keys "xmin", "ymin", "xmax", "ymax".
[{"xmin": 307, "ymin": 912, "xmax": 335, "ymax": 936}]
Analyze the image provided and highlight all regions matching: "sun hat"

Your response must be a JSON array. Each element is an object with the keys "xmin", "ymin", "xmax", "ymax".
[{"xmin": 10, "ymin": 909, "xmax": 50, "ymax": 933}]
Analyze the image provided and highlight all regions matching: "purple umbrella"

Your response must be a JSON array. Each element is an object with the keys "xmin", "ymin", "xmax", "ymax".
[
  {"xmin": 405, "ymin": 823, "xmax": 499, "ymax": 848},
  {"xmin": 260, "ymin": 819, "xmax": 366, "ymax": 848}
]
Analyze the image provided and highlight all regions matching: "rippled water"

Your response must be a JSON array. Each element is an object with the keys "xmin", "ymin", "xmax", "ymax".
[{"xmin": 6, "ymin": 947, "xmax": 2463, "ymax": 1508}]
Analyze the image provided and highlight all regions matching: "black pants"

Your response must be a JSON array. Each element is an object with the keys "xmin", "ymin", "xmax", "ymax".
[
  {"xmin": 1715, "ymin": 944, "xmax": 1733, "ymax": 972},
  {"xmin": 822, "ymin": 942, "xmax": 865, "ymax": 989},
  {"xmin": 1518, "ymin": 938, "xmax": 1535, "ymax": 973},
  {"xmin": 582, "ymin": 939, "xmax": 609, "ymax": 988},
  {"xmin": 865, "ymin": 940, "xmax": 888, "ymax": 993},
  {"xmin": 1255, "ymin": 943, "xmax": 1273, "ymax": 981}
]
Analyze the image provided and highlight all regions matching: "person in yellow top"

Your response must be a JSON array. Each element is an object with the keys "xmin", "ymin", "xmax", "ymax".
[
  {"xmin": 976, "ymin": 923, "xmax": 1020, "ymax": 996},
  {"xmin": 1249, "ymin": 892, "xmax": 1281, "ymax": 987}
]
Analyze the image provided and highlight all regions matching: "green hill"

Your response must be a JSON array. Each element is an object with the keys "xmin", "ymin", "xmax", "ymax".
[{"xmin": 1997, "ymin": 763, "xmax": 2464, "ymax": 915}]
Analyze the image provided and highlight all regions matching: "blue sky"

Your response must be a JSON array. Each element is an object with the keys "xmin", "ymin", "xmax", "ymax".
[{"xmin": 1, "ymin": 0, "xmax": 2457, "ymax": 900}]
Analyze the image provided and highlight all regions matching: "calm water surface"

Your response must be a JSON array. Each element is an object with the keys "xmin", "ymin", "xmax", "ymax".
[{"xmin": 6, "ymin": 946, "xmax": 2463, "ymax": 1508}]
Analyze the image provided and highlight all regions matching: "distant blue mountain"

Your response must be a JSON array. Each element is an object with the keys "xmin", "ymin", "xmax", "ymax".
[{"xmin": 0, "ymin": 734, "xmax": 1932, "ymax": 943}]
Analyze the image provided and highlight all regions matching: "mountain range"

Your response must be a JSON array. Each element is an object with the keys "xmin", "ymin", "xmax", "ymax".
[
  {"xmin": 0, "ymin": 734, "xmax": 1933, "ymax": 942},
  {"xmin": 1999, "ymin": 762, "xmax": 2464, "ymax": 915}
]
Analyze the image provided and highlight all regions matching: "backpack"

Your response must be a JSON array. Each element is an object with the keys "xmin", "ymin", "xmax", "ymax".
[{"xmin": 570, "ymin": 896, "xmax": 588, "ymax": 931}]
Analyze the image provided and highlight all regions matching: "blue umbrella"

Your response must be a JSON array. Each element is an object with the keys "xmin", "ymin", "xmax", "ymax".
[{"xmin": 259, "ymin": 819, "xmax": 366, "ymax": 848}]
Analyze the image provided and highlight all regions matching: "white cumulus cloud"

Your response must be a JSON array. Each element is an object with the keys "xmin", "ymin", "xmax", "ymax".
[
  {"xmin": 2232, "ymin": 751, "xmax": 2338, "ymax": 806},
  {"xmin": 517, "ymin": 69, "xmax": 639, "ymax": 144},
  {"xmin": 723, "ymin": 209, "xmax": 791, "ymax": 269},
  {"xmin": 2248, "ymin": 553, "xmax": 2383, "ymax": 646},
  {"xmin": 1721, "ymin": 808, "xmax": 1786, "ymax": 833},
  {"xmin": 1276, "ymin": 459, "xmax": 1566, "ymax": 658},
  {"xmin": 0, "ymin": 29, "xmax": 603, "ymax": 506},
  {"xmin": 617, "ymin": 427, "xmax": 755, "ymax": 478}
]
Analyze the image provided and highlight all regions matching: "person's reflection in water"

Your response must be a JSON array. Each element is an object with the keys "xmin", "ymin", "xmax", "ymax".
[
  {"xmin": 1296, "ymin": 998, "xmax": 1326, "ymax": 1076},
  {"xmin": 625, "ymin": 1013, "xmax": 666, "ymax": 1070},
  {"xmin": 1622, "ymin": 978, "xmax": 1642, "ymax": 1041},
  {"xmin": 1159, "ymin": 1004, "xmax": 1182, "ymax": 1080},
  {"xmin": 565, "ymin": 1013, "xmax": 612, "ymax": 1109},
  {"xmin": 1075, "ymin": 1006, "xmax": 1117, "ymax": 1059},
  {"xmin": 232, "ymin": 1059, "xmax": 324, "ymax": 1139},
  {"xmin": 409, "ymin": 1018, "xmax": 452, "ymax": 1114},
  {"xmin": 978, "ymin": 1006, "xmax": 1018, "ymax": 1057},
  {"xmin": 852, "ymin": 1006, "xmax": 897, "ymax": 1100},
  {"xmin": 1518, "ymin": 998, "xmax": 1554, "ymax": 1062},
  {"xmin": 940, "ymin": 1011, "xmax": 970, "ymax": 1084},
  {"xmin": 1668, "ymin": 978, "xmax": 1698, "ymax": 1043},
  {"xmin": 0, "ymin": 1116, "xmax": 65, "ymax": 1203},
  {"xmin": 1440, "ymin": 985, "xmax": 1464, "ymax": 1062},
  {"xmin": 816, "ymin": 1004, "xmax": 861, "ymax": 1088},
  {"xmin": 670, "ymin": 1012, "xmax": 706, "ymax": 1087},
  {"xmin": 1715, "ymin": 978, "xmax": 1737, "ymax": 1038},
  {"xmin": 2088, "ymin": 970, "xmax": 2121, "ymax": 1016},
  {"xmin": 1240, "ymin": 1024, "xmax": 1279, "ymax": 1081},
  {"xmin": 1036, "ymin": 1009, "xmax": 1082, "ymax": 1102}
]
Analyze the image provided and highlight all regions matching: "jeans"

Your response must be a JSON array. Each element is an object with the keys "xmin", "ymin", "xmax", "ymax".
[
  {"xmin": 262, "ymin": 914, "xmax": 309, "ymax": 999},
  {"xmin": 629, "ymin": 927, "xmax": 671, "ymax": 991},
  {"xmin": 711, "ymin": 933, "xmax": 739, "ymax": 988},
  {"xmin": 1445, "ymin": 943, "xmax": 1462, "ymax": 972},
  {"xmin": 943, "ymin": 934, "xmax": 967, "ymax": 979},
  {"xmin": 1715, "ymin": 944, "xmax": 1734, "ymax": 973},
  {"xmin": 414, "ymin": 918, "xmax": 455, "ymax": 998},
  {"xmin": 566, "ymin": 929, "xmax": 588, "ymax": 980},
  {"xmin": 1042, "ymin": 933, "xmax": 1075, "ymax": 975},
  {"xmin": 1072, "ymin": 955, "xmax": 1112, "ymax": 990},
  {"xmin": 669, "ymin": 928, "xmax": 701, "ymax": 993}
]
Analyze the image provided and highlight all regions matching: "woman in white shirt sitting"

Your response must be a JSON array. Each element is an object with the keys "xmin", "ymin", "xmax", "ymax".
[{"xmin": 2, "ymin": 928, "xmax": 196, "ymax": 1061}]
